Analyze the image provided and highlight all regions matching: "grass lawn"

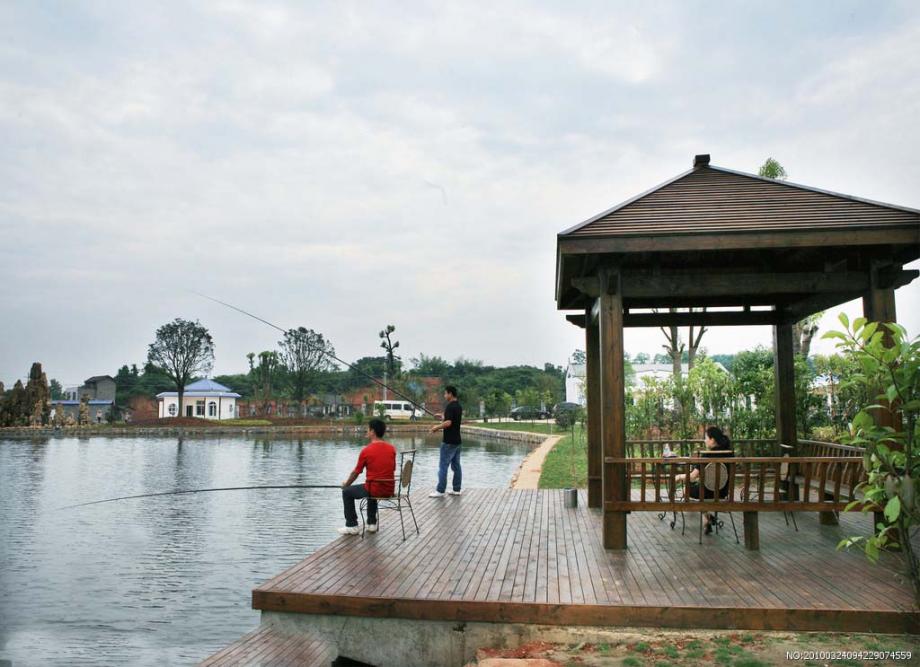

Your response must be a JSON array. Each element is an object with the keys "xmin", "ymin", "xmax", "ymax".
[{"xmin": 539, "ymin": 424, "xmax": 587, "ymax": 489}]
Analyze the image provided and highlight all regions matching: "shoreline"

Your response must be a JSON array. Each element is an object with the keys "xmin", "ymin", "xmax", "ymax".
[{"xmin": 0, "ymin": 423, "xmax": 556, "ymax": 441}]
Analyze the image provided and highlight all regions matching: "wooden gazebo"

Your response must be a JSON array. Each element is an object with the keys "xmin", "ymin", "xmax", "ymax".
[{"xmin": 557, "ymin": 154, "xmax": 920, "ymax": 549}]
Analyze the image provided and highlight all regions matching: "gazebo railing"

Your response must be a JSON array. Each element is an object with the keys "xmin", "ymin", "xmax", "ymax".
[
  {"xmin": 626, "ymin": 438, "xmax": 779, "ymax": 459},
  {"xmin": 607, "ymin": 455, "xmax": 868, "ymax": 511}
]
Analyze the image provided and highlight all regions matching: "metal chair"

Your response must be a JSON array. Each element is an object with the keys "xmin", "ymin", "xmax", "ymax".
[
  {"xmin": 360, "ymin": 449, "xmax": 419, "ymax": 541},
  {"xmin": 690, "ymin": 461, "xmax": 739, "ymax": 544}
]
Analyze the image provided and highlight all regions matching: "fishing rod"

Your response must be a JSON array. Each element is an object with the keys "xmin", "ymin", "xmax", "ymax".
[
  {"xmin": 58, "ymin": 484, "xmax": 344, "ymax": 510},
  {"xmin": 191, "ymin": 290, "xmax": 439, "ymax": 418}
]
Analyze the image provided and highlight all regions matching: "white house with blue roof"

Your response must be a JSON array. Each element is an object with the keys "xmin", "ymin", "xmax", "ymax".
[{"xmin": 156, "ymin": 379, "xmax": 240, "ymax": 420}]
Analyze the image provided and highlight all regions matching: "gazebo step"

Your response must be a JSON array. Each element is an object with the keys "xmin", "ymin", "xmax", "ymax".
[{"xmin": 199, "ymin": 626, "xmax": 334, "ymax": 666}]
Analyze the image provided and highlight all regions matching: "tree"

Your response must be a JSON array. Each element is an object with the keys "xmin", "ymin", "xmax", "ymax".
[
  {"xmin": 147, "ymin": 318, "xmax": 215, "ymax": 420},
  {"xmin": 251, "ymin": 351, "xmax": 282, "ymax": 413},
  {"xmin": 793, "ymin": 311, "xmax": 822, "ymax": 358},
  {"xmin": 633, "ymin": 352, "xmax": 651, "ymax": 364},
  {"xmin": 49, "ymin": 379, "xmax": 63, "ymax": 400},
  {"xmin": 571, "ymin": 350, "xmax": 586, "ymax": 365},
  {"xmin": 25, "ymin": 362, "xmax": 51, "ymax": 426},
  {"xmin": 660, "ymin": 319, "xmax": 683, "ymax": 378},
  {"xmin": 409, "ymin": 354, "xmax": 450, "ymax": 377},
  {"xmin": 279, "ymin": 327, "xmax": 336, "ymax": 401},
  {"xmin": 758, "ymin": 157, "xmax": 787, "ymax": 180},
  {"xmin": 827, "ymin": 316, "xmax": 920, "ymax": 605},
  {"xmin": 379, "ymin": 325, "xmax": 401, "ymax": 377}
]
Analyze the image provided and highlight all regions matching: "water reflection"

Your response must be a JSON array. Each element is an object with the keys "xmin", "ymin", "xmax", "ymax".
[{"xmin": 0, "ymin": 433, "xmax": 529, "ymax": 666}]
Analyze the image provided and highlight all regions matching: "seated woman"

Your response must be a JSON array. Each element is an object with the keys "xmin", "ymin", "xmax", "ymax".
[{"xmin": 675, "ymin": 426, "xmax": 734, "ymax": 534}]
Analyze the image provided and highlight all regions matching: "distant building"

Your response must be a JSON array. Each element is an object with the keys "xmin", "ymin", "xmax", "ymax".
[
  {"xmin": 565, "ymin": 362, "xmax": 730, "ymax": 405},
  {"xmin": 633, "ymin": 362, "xmax": 728, "ymax": 386},
  {"xmin": 565, "ymin": 363, "xmax": 586, "ymax": 406},
  {"xmin": 53, "ymin": 375, "xmax": 117, "ymax": 423},
  {"xmin": 156, "ymin": 379, "xmax": 240, "ymax": 420}
]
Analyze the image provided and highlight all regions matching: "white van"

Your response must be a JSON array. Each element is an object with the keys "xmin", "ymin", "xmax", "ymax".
[{"xmin": 373, "ymin": 400, "xmax": 421, "ymax": 420}]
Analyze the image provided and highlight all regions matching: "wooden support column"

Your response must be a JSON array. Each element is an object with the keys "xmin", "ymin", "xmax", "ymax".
[
  {"xmin": 862, "ymin": 277, "xmax": 899, "ymax": 432},
  {"xmin": 743, "ymin": 512, "xmax": 759, "ymax": 550},
  {"xmin": 773, "ymin": 323, "xmax": 802, "ymax": 504},
  {"xmin": 864, "ymin": 269, "xmax": 900, "ymax": 541},
  {"xmin": 586, "ymin": 308, "xmax": 602, "ymax": 508},
  {"xmin": 598, "ymin": 269, "xmax": 627, "ymax": 550},
  {"xmin": 773, "ymin": 323, "xmax": 798, "ymax": 453}
]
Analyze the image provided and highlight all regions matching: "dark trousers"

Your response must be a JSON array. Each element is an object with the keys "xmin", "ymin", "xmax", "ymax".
[{"xmin": 342, "ymin": 484, "xmax": 377, "ymax": 527}]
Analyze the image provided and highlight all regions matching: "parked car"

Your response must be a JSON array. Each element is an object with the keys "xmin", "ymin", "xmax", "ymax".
[
  {"xmin": 373, "ymin": 401, "xmax": 422, "ymax": 420},
  {"xmin": 510, "ymin": 406, "xmax": 551, "ymax": 421}
]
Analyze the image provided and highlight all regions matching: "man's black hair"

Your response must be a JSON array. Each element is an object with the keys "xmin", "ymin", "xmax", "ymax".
[
  {"xmin": 444, "ymin": 385, "xmax": 458, "ymax": 398},
  {"xmin": 368, "ymin": 418, "xmax": 386, "ymax": 438}
]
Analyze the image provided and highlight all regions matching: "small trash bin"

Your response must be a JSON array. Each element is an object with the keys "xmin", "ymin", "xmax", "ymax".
[{"xmin": 564, "ymin": 488, "xmax": 578, "ymax": 508}]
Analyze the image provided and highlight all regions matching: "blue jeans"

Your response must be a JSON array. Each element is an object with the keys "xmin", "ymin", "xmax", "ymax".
[{"xmin": 437, "ymin": 443, "xmax": 462, "ymax": 493}]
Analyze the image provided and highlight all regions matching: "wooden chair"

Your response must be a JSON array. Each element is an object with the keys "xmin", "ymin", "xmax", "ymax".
[
  {"xmin": 690, "ymin": 461, "xmax": 739, "ymax": 545},
  {"xmin": 360, "ymin": 449, "xmax": 419, "ymax": 541}
]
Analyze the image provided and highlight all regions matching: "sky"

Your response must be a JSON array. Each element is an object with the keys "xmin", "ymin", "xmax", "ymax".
[{"xmin": 1, "ymin": 1, "xmax": 919, "ymax": 388}]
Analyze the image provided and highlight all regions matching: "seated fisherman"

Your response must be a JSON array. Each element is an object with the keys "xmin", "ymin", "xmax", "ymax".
[{"xmin": 338, "ymin": 418, "xmax": 397, "ymax": 536}]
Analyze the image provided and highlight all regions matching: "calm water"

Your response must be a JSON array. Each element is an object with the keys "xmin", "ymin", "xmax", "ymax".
[{"xmin": 0, "ymin": 433, "xmax": 530, "ymax": 667}]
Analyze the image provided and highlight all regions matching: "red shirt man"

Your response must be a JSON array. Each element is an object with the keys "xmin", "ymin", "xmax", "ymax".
[
  {"xmin": 338, "ymin": 418, "xmax": 396, "ymax": 535},
  {"xmin": 353, "ymin": 439, "xmax": 397, "ymax": 498}
]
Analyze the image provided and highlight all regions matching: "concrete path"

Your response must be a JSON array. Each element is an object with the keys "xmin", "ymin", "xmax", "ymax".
[{"xmin": 510, "ymin": 434, "xmax": 563, "ymax": 489}]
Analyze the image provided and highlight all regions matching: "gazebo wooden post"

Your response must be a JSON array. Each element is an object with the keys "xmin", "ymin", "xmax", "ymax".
[
  {"xmin": 773, "ymin": 322, "xmax": 802, "ymax": 503},
  {"xmin": 863, "ymin": 267, "xmax": 899, "ymax": 534},
  {"xmin": 586, "ymin": 307, "xmax": 602, "ymax": 508},
  {"xmin": 598, "ymin": 268, "xmax": 627, "ymax": 549},
  {"xmin": 862, "ymin": 267, "xmax": 899, "ymax": 432}
]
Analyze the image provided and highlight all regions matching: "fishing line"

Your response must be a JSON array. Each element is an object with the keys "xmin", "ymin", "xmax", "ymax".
[
  {"xmin": 58, "ymin": 484, "xmax": 344, "ymax": 510},
  {"xmin": 189, "ymin": 290, "xmax": 438, "ymax": 417}
]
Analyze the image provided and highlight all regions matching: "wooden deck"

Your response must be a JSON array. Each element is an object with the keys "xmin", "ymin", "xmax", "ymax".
[
  {"xmin": 253, "ymin": 489, "xmax": 919, "ymax": 634},
  {"xmin": 200, "ymin": 626, "xmax": 333, "ymax": 666}
]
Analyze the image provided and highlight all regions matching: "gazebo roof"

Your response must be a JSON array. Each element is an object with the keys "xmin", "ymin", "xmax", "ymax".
[
  {"xmin": 562, "ymin": 156, "xmax": 919, "ymax": 239},
  {"xmin": 556, "ymin": 155, "xmax": 920, "ymax": 319}
]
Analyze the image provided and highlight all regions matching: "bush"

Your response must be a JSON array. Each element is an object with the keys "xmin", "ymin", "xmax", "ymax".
[{"xmin": 353, "ymin": 411, "xmax": 365, "ymax": 425}]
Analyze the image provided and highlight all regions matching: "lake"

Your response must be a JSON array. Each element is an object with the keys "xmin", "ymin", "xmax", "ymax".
[{"xmin": 0, "ymin": 432, "xmax": 531, "ymax": 666}]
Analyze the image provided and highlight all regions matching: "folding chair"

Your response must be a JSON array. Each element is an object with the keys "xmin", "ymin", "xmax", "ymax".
[{"xmin": 360, "ymin": 449, "xmax": 419, "ymax": 541}]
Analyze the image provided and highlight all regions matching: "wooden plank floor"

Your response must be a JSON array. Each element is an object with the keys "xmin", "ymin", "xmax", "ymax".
[
  {"xmin": 253, "ymin": 489, "xmax": 919, "ymax": 633},
  {"xmin": 199, "ymin": 626, "xmax": 333, "ymax": 666}
]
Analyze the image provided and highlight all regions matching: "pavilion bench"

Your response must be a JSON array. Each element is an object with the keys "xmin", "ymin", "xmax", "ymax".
[
  {"xmin": 606, "ymin": 455, "xmax": 869, "ymax": 550},
  {"xmin": 793, "ymin": 440, "xmax": 865, "ymax": 525}
]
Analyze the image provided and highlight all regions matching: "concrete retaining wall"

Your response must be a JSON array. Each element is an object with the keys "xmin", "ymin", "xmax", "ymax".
[{"xmin": 263, "ymin": 612, "xmax": 672, "ymax": 667}]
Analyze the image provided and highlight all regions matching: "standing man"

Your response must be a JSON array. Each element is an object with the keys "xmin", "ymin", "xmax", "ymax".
[
  {"xmin": 338, "ymin": 418, "xmax": 396, "ymax": 535},
  {"xmin": 429, "ymin": 385, "xmax": 462, "ymax": 498}
]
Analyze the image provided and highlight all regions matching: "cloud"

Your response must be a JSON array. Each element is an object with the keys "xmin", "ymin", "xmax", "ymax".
[{"xmin": 1, "ymin": 1, "xmax": 919, "ymax": 384}]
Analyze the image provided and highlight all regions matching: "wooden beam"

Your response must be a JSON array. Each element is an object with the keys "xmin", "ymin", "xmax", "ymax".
[
  {"xmin": 566, "ymin": 314, "xmax": 587, "ymax": 328},
  {"xmin": 624, "ymin": 310, "xmax": 779, "ymax": 328},
  {"xmin": 586, "ymin": 311, "xmax": 602, "ymax": 508},
  {"xmin": 774, "ymin": 323, "xmax": 798, "ymax": 455},
  {"xmin": 598, "ymin": 271, "xmax": 627, "ymax": 549},
  {"xmin": 780, "ymin": 292, "xmax": 861, "ymax": 323},
  {"xmin": 558, "ymin": 226, "xmax": 920, "ymax": 255},
  {"xmin": 781, "ymin": 268, "xmax": 916, "ymax": 322},
  {"xmin": 621, "ymin": 271, "xmax": 876, "ymax": 298}
]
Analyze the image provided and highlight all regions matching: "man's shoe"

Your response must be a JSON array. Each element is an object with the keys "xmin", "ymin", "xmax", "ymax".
[
  {"xmin": 366, "ymin": 523, "xmax": 379, "ymax": 533},
  {"xmin": 447, "ymin": 489, "xmax": 462, "ymax": 496},
  {"xmin": 428, "ymin": 491, "xmax": 445, "ymax": 498},
  {"xmin": 336, "ymin": 526, "xmax": 360, "ymax": 535}
]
